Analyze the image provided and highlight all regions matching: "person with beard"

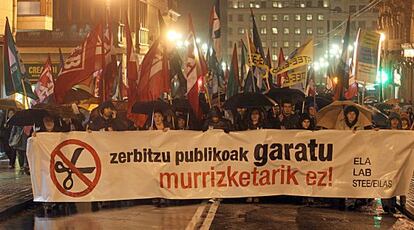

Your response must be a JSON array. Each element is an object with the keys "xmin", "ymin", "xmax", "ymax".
[{"xmin": 335, "ymin": 105, "xmax": 366, "ymax": 131}]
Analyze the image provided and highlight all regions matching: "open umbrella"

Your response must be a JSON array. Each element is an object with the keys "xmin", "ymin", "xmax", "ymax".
[
  {"xmin": 266, "ymin": 88, "xmax": 305, "ymax": 105},
  {"xmin": 131, "ymin": 100, "xmax": 172, "ymax": 115},
  {"xmin": 7, "ymin": 109, "xmax": 51, "ymax": 127},
  {"xmin": 366, "ymin": 105, "xmax": 389, "ymax": 128},
  {"xmin": 172, "ymin": 98, "xmax": 191, "ymax": 112},
  {"xmin": 316, "ymin": 101, "xmax": 373, "ymax": 129},
  {"xmin": 223, "ymin": 92, "xmax": 277, "ymax": 110},
  {"xmin": 63, "ymin": 88, "xmax": 98, "ymax": 104},
  {"xmin": 0, "ymin": 99, "xmax": 24, "ymax": 110},
  {"xmin": 305, "ymin": 96, "xmax": 333, "ymax": 110},
  {"xmin": 32, "ymin": 103, "xmax": 77, "ymax": 119}
]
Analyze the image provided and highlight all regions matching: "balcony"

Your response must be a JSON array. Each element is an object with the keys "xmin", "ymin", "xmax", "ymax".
[{"xmin": 16, "ymin": 0, "xmax": 53, "ymax": 31}]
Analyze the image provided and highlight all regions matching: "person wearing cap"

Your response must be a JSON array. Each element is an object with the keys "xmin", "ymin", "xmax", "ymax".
[
  {"xmin": 202, "ymin": 106, "xmax": 232, "ymax": 132},
  {"xmin": 279, "ymin": 101, "xmax": 300, "ymax": 129},
  {"xmin": 88, "ymin": 101, "xmax": 126, "ymax": 131}
]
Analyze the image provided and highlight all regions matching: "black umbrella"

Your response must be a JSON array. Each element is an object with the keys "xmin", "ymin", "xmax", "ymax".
[
  {"xmin": 223, "ymin": 93, "xmax": 277, "ymax": 110},
  {"xmin": 366, "ymin": 105, "xmax": 389, "ymax": 128},
  {"xmin": 7, "ymin": 109, "xmax": 51, "ymax": 127},
  {"xmin": 131, "ymin": 100, "xmax": 172, "ymax": 115},
  {"xmin": 172, "ymin": 98, "xmax": 191, "ymax": 112},
  {"xmin": 305, "ymin": 96, "xmax": 333, "ymax": 110},
  {"xmin": 266, "ymin": 88, "xmax": 305, "ymax": 105}
]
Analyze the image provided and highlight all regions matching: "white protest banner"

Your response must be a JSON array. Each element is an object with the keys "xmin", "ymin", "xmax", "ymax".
[
  {"xmin": 27, "ymin": 130, "xmax": 414, "ymax": 202},
  {"xmin": 355, "ymin": 29, "xmax": 381, "ymax": 84}
]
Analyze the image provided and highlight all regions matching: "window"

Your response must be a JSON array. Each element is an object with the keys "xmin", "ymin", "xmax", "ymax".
[
  {"xmin": 283, "ymin": 41, "xmax": 289, "ymax": 47},
  {"xmin": 317, "ymin": 28, "xmax": 324, "ymax": 34},
  {"xmin": 300, "ymin": 3, "xmax": 305, "ymax": 7},
  {"xmin": 318, "ymin": 14, "xmax": 324, "ymax": 20},
  {"xmin": 228, "ymin": 15, "xmax": 233, "ymax": 22},
  {"xmin": 272, "ymin": 41, "xmax": 278, "ymax": 47},
  {"xmin": 231, "ymin": 1, "xmax": 237, "ymax": 8},
  {"xmin": 295, "ymin": 15, "xmax": 301, "ymax": 21},
  {"xmin": 260, "ymin": 28, "xmax": 267, "ymax": 34},
  {"xmin": 306, "ymin": 1, "xmax": 312, "ymax": 7},
  {"xmin": 295, "ymin": 41, "xmax": 301, "ymax": 47},
  {"xmin": 238, "ymin": 2, "xmax": 245, "ymax": 8},
  {"xmin": 17, "ymin": 1, "xmax": 41, "ymax": 16},
  {"xmin": 318, "ymin": 0, "xmax": 323, "ymax": 7},
  {"xmin": 323, "ymin": 0, "xmax": 329, "ymax": 7},
  {"xmin": 272, "ymin": 15, "xmax": 278, "ymax": 21},
  {"xmin": 349, "ymin": 5, "xmax": 356, "ymax": 13},
  {"xmin": 228, "ymin": 27, "xmax": 233, "ymax": 35},
  {"xmin": 294, "ymin": 28, "xmax": 301, "ymax": 34},
  {"xmin": 238, "ymin": 14, "xmax": 244, "ymax": 21},
  {"xmin": 249, "ymin": 2, "xmax": 254, "ymax": 8},
  {"xmin": 284, "ymin": 28, "xmax": 289, "ymax": 34},
  {"xmin": 306, "ymin": 28, "xmax": 313, "ymax": 34},
  {"xmin": 262, "ymin": 41, "xmax": 267, "ymax": 47},
  {"xmin": 272, "ymin": 54, "xmax": 278, "ymax": 61},
  {"xmin": 260, "ymin": 1, "xmax": 266, "ymax": 8},
  {"xmin": 272, "ymin": 27, "xmax": 278, "ymax": 34},
  {"xmin": 306, "ymin": 14, "xmax": 313, "ymax": 21},
  {"xmin": 238, "ymin": 28, "xmax": 245, "ymax": 34},
  {"xmin": 260, "ymin": 15, "xmax": 267, "ymax": 21},
  {"xmin": 273, "ymin": 1, "xmax": 282, "ymax": 8},
  {"xmin": 283, "ymin": 15, "xmax": 289, "ymax": 21},
  {"xmin": 359, "ymin": 5, "xmax": 365, "ymax": 10}
]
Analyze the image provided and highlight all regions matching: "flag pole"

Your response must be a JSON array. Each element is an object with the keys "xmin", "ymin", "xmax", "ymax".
[
  {"xmin": 302, "ymin": 68, "xmax": 309, "ymax": 113},
  {"xmin": 20, "ymin": 79, "xmax": 29, "ymax": 109},
  {"xmin": 245, "ymin": 31, "xmax": 255, "ymax": 93}
]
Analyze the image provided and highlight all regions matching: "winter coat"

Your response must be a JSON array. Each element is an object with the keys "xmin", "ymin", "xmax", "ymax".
[{"xmin": 89, "ymin": 116, "xmax": 127, "ymax": 131}]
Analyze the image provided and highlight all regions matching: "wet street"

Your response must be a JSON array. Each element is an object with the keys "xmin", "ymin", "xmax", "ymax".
[
  {"xmin": 1, "ymin": 160, "xmax": 414, "ymax": 229},
  {"xmin": 1, "ymin": 199, "xmax": 414, "ymax": 229}
]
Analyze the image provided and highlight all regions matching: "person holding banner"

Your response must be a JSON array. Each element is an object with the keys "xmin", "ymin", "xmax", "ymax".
[
  {"xmin": 267, "ymin": 106, "xmax": 281, "ymax": 129},
  {"xmin": 335, "ymin": 106, "xmax": 365, "ymax": 131},
  {"xmin": 147, "ymin": 111, "xmax": 170, "ymax": 131},
  {"xmin": 202, "ymin": 107, "xmax": 232, "ymax": 132},
  {"xmin": 245, "ymin": 108, "xmax": 267, "ymax": 130},
  {"xmin": 298, "ymin": 113, "xmax": 315, "ymax": 131}
]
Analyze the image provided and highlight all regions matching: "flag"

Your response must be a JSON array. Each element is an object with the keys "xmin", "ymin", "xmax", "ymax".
[
  {"xmin": 250, "ymin": 9, "xmax": 269, "ymax": 90},
  {"xmin": 240, "ymin": 39, "xmax": 248, "ymax": 89},
  {"xmin": 334, "ymin": 15, "xmax": 351, "ymax": 100},
  {"xmin": 226, "ymin": 43, "xmax": 239, "ymax": 98},
  {"xmin": 170, "ymin": 49, "xmax": 187, "ymax": 99},
  {"xmin": 243, "ymin": 33, "xmax": 259, "ymax": 93},
  {"xmin": 273, "ymin": 40, "xmax": 313, "ymax": 75},
  {"xmin": 250, "ymin": 9, "xmax": 265, "ymax": 58},
  {"xmin": 265, "ymin": 48, "xmax": 274, "ymax": 87},
  {"xmin": 3, "ymin": 17, "xmax": 37, "ymax": 100},
  {"xmin": 276, "ymin": 48, "xmax": 288, "ymax": 87},
  {"xmin": 33, "ymin": 55, "xmax": 54, "ymax": 104},
  {"xmin": 58, "ymin": 48, "xmax": 65, "ymax": 72},
  {"xmin": 305, "ymin": 68, "xmax": 316, "ymax": 97},
  {"xmin": 209, "ymin": 0, "xmax": 221, "ymax": 58},
  {"xmin": 186, "ymin": 14, "xmax": 208, "ymax": 119},
  {"xmin": 112, "ymin": 60, "xmax": 127, "ymax": 100},
  {"xmin": 54, "ymin": 24, "xmax": 101, "ymax": 103}
]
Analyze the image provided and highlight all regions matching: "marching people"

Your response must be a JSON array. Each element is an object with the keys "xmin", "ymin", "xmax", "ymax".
[
  {"xmin": 202, "ymin": 107, "xmax": 233, "ymax": 132},
  {"xmin": 8, "ymin": 125, "xmax": 29, "ymax": 173},
  {"xmin": 298, "ymin": 113, "xmax": 315, "ymax": 130},
  {"xmin": 175, "ymin": 115, "xmax": 188, "ymax": 130},
  {"xmin": 245, "ymin": 108, "xmax": 267, "ymax": 130},
  {"xmin": 335, "ymin": 105, "xmax": 365, "ymax": 131},
  {"xmin": 306, "ymin": 104, "xmax": 318, "ymax": 127},
  {"xmin": 267, "ymin": 105, "xmax": 281, "ymax": 129},
  {"xmin": 401, "ymin": 116, "xmax": 410, "ymax": 130},
  {"xmin": 2, "ymin": 109, "xmax": 16, "ymax": 169},
  {"xmin": 88, "ymin": 101, "xmax": 127, "ymax": 131},
  {"xmin": 147, "ymin": 111, "xmax": 170, "ymax": 131},
  {"xmin": 233, "ymin": 108, "xmax": 248, "ymax": 131},
  {"xmin": 279, "ymin": 101, "xmax": 299, "ymax": 129}
]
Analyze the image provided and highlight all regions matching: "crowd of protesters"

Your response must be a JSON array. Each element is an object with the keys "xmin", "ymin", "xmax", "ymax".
[{"xmin": 0, "ymin": 99, "xmax": 413, "ymax": 213}]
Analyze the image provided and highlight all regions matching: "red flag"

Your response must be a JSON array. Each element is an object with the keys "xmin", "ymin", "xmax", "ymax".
[
  {"xmin": 125, "ymin": 16, "xmax": 142, "ymax": 127},
  {"xmin": 137, "ymin": 39, "xmax": 170, "ymax": 101},
  {"xmin": 54, "ymin": 25, "xmax": 101, "ymax": 103},
  {"xmin": 33, "ymin": 55, "xmax": 54, "ymax": 105},
  {"xmin": 276, "ymin": 48, "xmax": 288, "ymax": 87},
  {"xmin": 186, "ymin": 14, "xmax": 208, "ymax": 119}
]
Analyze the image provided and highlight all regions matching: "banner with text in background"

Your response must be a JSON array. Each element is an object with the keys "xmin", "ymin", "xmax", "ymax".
[{"xmin": 27, "ymin": 130, "xmax": 414, "ymax": 202}]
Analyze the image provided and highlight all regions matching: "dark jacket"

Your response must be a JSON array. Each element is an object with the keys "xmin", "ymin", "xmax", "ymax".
[
  {"xmin": 89, "ymin": 116, "xmax": 127, "ymax": 131},
  {"xmin": 280, "ymin": 114, "xmax": 300, "ymax": 129},
  {"xmin": 202, "ymin": 119, "xmax": 233, "ymax": 132}
]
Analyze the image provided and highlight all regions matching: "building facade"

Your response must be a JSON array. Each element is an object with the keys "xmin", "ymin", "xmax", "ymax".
[
  {"xmin": 223, "ymin": 0, "xmax": 378, "ymax": 84},
  {"xmin": 377, "ymin": 0, "xmax": 414, "ymax": 103},
  {"xmin": 0, "ymin": 0, "xmax": 179, "ymax": 96}
]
